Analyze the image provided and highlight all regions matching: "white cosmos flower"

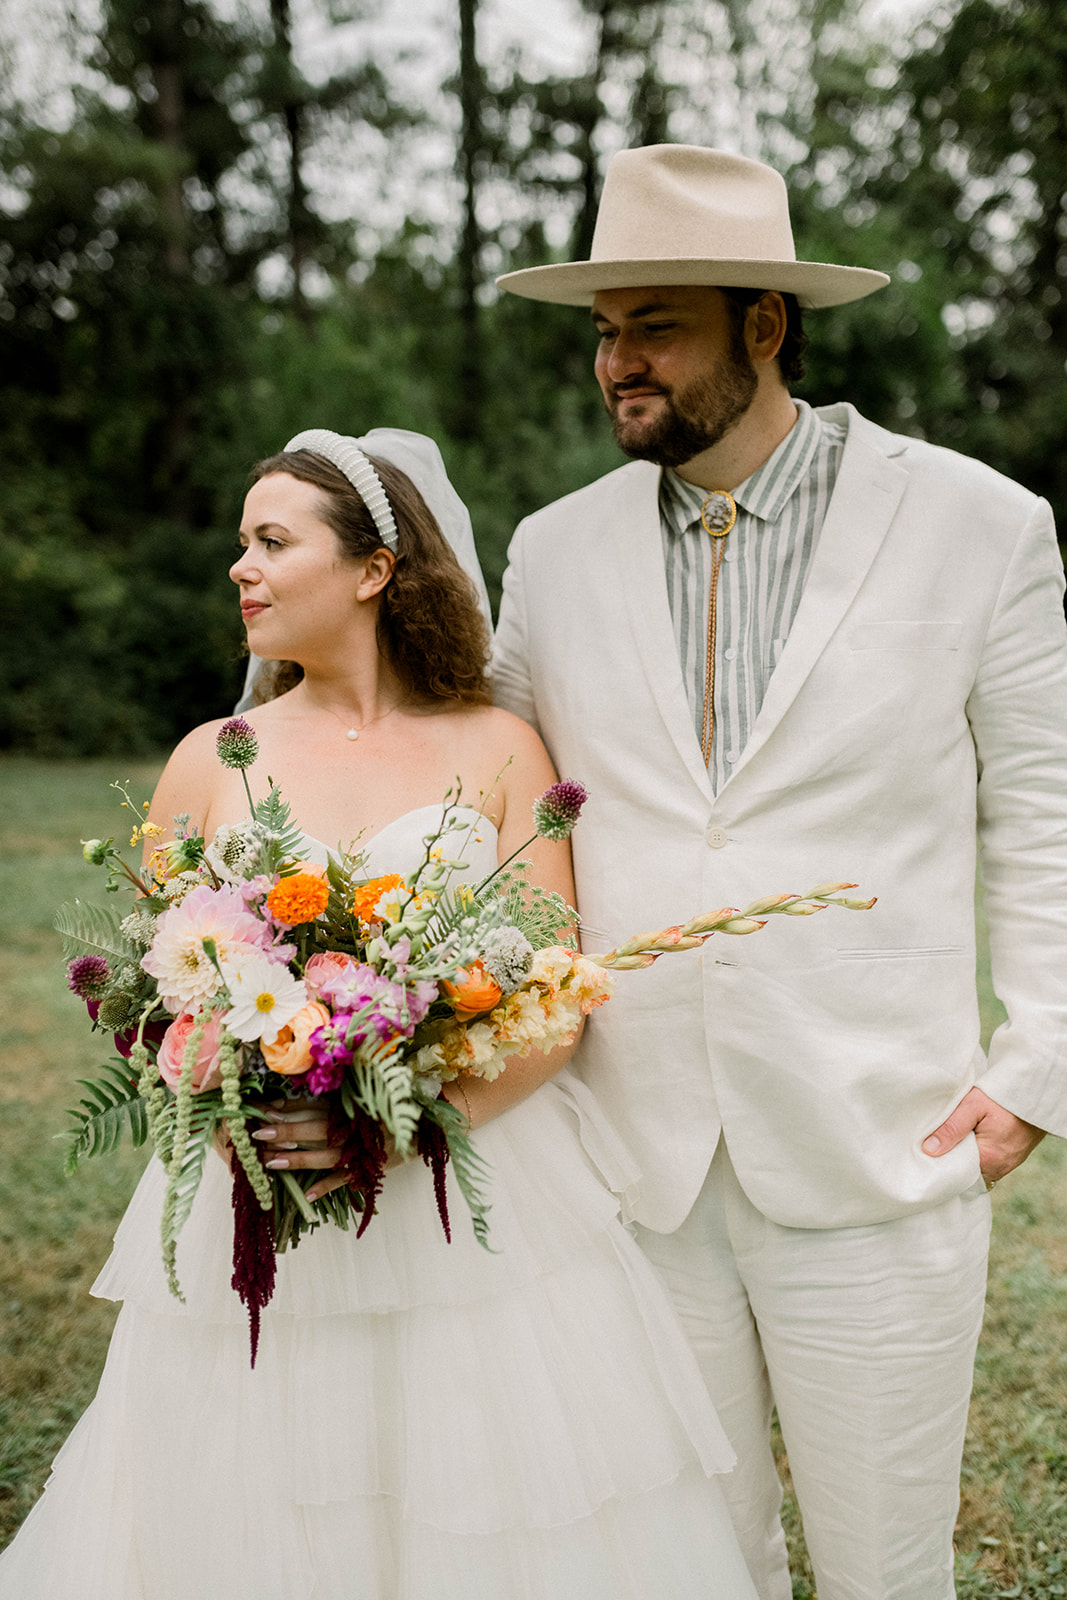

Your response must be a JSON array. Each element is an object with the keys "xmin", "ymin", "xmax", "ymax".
[{"xmin": 220, "ymin": 949, "xmax": 308, "ymax": 1044}]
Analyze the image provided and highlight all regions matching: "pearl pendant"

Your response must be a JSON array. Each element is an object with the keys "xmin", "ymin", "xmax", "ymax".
[{"xmin": 346, "ymin": 728, "xmax": 360, "ymax": 741}]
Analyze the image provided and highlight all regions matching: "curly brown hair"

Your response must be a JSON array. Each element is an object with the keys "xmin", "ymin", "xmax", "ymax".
[{"xmin": 248, "ymin": 448, "xmax": 491, "ymax": 707}]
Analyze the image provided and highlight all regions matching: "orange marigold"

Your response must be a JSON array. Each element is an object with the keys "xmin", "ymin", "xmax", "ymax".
[
  {"xmin": 351, "ymin": 873, "xmax": 405, "ymax": 922},
  {"xmin": 267, "ymin": 871, "xmax": 330, "ymax": 927}
]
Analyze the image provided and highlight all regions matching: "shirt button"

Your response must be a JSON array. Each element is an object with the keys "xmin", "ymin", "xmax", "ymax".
[
  {"xmin": 724, "ymin": 647, "xmax": 737, "ymax": 661},
  {"xmin": 725, "ymin": 749, "xmax": 738, "ymax": 763},
  {"xmin": 705, "ymin": 825, "xmax": 728, "ymax": 849},
  {"xmin": 724, "ymin": 550, "xmax": 736, "ymax": 562}
]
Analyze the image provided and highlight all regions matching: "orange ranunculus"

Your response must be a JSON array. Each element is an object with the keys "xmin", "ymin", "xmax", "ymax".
[
  {"xmin": 351, "ymin": 873, "xmax": 405, "ymax": 923},
  {"xmin": 266, "ymin": 870, "xmax": 330, "ymax": 927},
  {"xmin": 441, "ymin": 961, "xmax": 503, "ymax": 1021},
  {"xmin": 260, "ymin": 1000, "xmax": 331, "ymax": 1076}
]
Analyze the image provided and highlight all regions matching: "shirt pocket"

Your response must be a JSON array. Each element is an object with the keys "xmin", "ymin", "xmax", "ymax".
[{"xmin": 849, "ymin": 621, "xmax": 963, "ymax": 651}]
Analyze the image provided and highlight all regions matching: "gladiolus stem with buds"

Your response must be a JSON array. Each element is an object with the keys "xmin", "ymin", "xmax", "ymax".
[{"xmin": 587, "ymin": 887, "xmax": 875, "ymax": 970}]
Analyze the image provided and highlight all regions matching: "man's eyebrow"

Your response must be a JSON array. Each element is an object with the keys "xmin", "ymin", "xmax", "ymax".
[{"xmin": 591, "ymin": 300, "xmax": 683, "ymax": 325}]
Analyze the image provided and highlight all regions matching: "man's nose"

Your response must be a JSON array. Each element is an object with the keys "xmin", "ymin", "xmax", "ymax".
[{"xmin": 605, "ymin": 330, "xmax": 649, "ymax": 383}]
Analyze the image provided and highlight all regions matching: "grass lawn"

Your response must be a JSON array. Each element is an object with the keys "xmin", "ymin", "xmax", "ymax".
[{"xmin": 1, "ymin": 756, "xmax": 1065, "ymax": 1593}]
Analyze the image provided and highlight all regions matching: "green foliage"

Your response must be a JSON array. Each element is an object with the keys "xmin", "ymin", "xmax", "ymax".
[
  {"xmin": 350, "ymin": 1040, "xmax": 421, "ymax": 1156},
  {"xmin": 153, "ymin": 1092, "xmax": 218, "ymax": 1298},
  {"xmin": 62, "ymin": 1060, "xmax": 148, "ymax": 1174},
  {"xmin": 251, "ymin": 782, "xmax": 307, "ymax": 874},
  {"xmin": 54, "ymin": 900, "xmax": 137, "ymax": 965},
  {"xmin": 419, "ymin": 1089, "xmax": 494, "ymax": 1249}
]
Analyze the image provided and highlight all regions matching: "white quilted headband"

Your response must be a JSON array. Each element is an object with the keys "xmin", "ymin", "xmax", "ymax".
[{"xmin": 284, "ymin": 428, "xmax": 399, "ymax": 552}]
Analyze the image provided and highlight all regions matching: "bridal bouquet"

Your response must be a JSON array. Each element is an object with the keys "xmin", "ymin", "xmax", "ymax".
[{"xmin": 59, "ymin": 717, "xmax": 874, "ymax": 1360}]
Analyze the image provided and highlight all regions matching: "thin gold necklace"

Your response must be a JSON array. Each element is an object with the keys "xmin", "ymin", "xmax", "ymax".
[
  {"xmin": 699, "ymin": 489, "xmax": 738, "ymax": 766},
  {"xmin": 315, "ymin": 697, "xmax": 405, "ymax": 743}
]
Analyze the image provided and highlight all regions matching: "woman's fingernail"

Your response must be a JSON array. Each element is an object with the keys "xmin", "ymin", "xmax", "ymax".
[
  {"xmin": 264, "ymin": 1158, "xmax": 290, "ymax": 1170},
  {"xmin": 306, "ymin": 1189, "xmax": 320, "ymax": 1203},
  {"xmin": 252, "ymin": 1129, "xmax": 276, "ymax": 1141}
]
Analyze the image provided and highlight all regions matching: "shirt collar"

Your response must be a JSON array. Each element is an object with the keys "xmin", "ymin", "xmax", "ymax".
[{"xmin": 661, "ymin": 400, "xmax": 823, "ymax": 534}]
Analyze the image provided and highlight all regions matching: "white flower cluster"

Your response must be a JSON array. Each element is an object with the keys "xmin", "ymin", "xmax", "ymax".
[
  {"xmin": 120, "ymin": 908, "xmax": 160, "ymax": 949},
  {"xmin": 480, "ymin": 925, "xmax": 534, "ymax": 995},
  {"xmin": 205, "ymin": 822, "xmax": 263, "ymax": 886}
]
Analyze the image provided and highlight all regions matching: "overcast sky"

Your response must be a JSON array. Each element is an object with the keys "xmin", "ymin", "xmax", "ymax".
[{"xmin": 4, "ymin": 0, "xmax": 941, "ymax": 120}]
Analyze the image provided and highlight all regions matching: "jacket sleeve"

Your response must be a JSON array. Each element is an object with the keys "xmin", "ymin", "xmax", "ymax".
[
  {"xmin": 490, "ymin": 520, "xmax": 541, "ymax": 733},
  {"xmin": 969, "ymin": 496, "xmax": 1067, "ymax": 1135}
]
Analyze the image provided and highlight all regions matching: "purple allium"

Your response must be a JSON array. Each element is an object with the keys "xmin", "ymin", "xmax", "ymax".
[
  {"xmin": 216, "ymin": 716, "xmax": 259, "ymax": 772},
  {"xmin": 532, "ymin": 779, "xmax": 588, "ymax": 842},
  {"xmin": 67, "ymin": 954, "xmax": 111, "ymax": 1000}
]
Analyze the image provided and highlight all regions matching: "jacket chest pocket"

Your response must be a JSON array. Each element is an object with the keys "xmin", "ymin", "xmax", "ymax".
[{"xmin": 849, "ymin": 621, "xmax": 963, "ymax": 651}]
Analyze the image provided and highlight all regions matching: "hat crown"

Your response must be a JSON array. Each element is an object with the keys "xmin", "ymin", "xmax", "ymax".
[{"xmin": 591, "ymin": 146, "xmax": 798, "ymax": 267}]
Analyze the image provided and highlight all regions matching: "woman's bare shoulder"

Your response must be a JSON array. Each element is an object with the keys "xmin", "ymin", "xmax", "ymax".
[
  {"xmin": 460, "ymin": 703, "xmax": 548, "ymax": 760},
  {"xmin": 148, "ymin": 718, "xmax": 236, "ymax": 833}
]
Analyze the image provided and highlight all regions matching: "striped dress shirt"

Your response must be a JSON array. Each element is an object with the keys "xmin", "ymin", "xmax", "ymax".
[{"xmin": 660, "ymin": 400, "xmax": 846, "ymax": 793}]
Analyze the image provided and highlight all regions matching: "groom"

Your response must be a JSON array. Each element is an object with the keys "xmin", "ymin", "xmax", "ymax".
[{"xmin": 491, "ymin": 145, "xmax": 1067, "ymax": 1599}]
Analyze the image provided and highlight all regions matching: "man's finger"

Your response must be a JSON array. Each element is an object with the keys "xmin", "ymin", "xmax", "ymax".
[{"xmin": 922, "ymin": 1092, "xmax": 982, "ymax": 1156}]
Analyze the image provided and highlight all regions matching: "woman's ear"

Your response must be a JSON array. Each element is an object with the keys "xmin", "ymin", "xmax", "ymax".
[{"xmin": 355, "ymin": 547, "xmax": 396, "ymax": 601}]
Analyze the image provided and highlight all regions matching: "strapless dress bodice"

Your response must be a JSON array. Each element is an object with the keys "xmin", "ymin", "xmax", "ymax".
[{"xmin": 301, "ymin": 803, "xmax": 498, "ymax": 885}]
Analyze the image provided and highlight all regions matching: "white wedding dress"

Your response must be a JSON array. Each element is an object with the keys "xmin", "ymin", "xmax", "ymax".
[{"xmin": 0, "ymin": 808, "xmax": 757, "ymax": 1599}]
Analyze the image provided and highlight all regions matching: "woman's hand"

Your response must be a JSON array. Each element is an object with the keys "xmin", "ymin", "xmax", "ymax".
[{"xmin": 251, "ymin": 1100, "xmax": 403, "ymax": 1203}]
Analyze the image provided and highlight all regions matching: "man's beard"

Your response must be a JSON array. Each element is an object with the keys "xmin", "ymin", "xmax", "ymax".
[{"xmin": 607, "ymin": 344, "xmax": 758, "ymax": 469}]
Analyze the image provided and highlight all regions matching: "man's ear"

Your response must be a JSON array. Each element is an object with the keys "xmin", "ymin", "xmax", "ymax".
[
  {"xmin": 748, "ymin": 292, "xmax": 788, "ymax": 367},
  {"xmin": 356, "ymin": 547, "xmax": 396, "ymax": 601}
]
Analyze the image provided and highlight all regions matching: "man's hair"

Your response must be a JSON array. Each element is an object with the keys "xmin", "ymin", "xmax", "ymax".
[{"xmin": 720, "ymin": 288, "xmax": 808, "ymax": 387}]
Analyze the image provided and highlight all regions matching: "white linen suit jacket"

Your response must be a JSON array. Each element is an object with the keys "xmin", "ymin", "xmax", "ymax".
[{"xmin": 492, "ymin": 403, "xmax": 1067, "ymax": 1233}]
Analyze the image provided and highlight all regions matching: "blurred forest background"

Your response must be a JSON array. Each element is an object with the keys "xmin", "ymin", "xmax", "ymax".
[{"xmin": 1, "ymin": 0, "xmax": 1064, "ymax": 755}]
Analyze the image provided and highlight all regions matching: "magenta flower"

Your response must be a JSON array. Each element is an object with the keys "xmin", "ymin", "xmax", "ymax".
[
  {"xmin": 67, "ymin": 954, "xmax": 111, "ymax": 1000},
  {"xmin": 532, "ymin": 780, "xmax": 588, "ymax": 842}
]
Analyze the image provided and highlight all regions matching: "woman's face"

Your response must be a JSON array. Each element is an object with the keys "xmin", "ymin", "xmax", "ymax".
[{"xmin": 231, "ymin": 472, "xmax": 370, "ymax": 664}]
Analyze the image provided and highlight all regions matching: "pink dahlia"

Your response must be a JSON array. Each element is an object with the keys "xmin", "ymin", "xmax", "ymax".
[{"xmin": 142, "ymin": 883, "xmax": 273, "ymax": 1014}]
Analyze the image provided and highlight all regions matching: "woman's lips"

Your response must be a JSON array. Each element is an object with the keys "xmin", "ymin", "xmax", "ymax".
[{"xmin": 240, "ymin": 601, "xmax": 268, "ymax": 618}]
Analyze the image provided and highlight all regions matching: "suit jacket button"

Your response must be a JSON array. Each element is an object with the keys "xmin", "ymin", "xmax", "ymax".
[{"xmin": 705, "ymin": 825, "xmax": 728, "ymax": 848}]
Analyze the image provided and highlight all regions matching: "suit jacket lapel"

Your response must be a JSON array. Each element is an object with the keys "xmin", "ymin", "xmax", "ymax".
[
  {"xmin": 721, "ymin": 406, "xmax": 910, "ymax": 789},
  {"xmin": 612, "ymin": 463, "xmax": 714, "ymax": 802}
]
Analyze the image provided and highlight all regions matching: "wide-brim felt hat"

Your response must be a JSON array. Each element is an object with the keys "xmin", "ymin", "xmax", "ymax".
[{"xmin": 496, "ymin": 145, "xmax": 889, "ymax": 310}]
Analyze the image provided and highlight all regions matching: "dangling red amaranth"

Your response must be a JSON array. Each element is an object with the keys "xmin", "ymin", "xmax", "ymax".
[
  {"xmin": 416, "ymin": 1116, "xmax": 451, "ymax": 1242},
  {"xmin": 230, "ymin": 1162, "xmax": 277, "ymax": 1367},
  {"xmin": 327, "ymin": 1102, "xmax": 389, "ymax": 1238}
]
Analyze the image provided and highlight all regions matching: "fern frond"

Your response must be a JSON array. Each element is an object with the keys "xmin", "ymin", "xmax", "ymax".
[
  {"xmin": 55, "ymin": 901, "xmax": 138, "ymax": 965},
  {"xmin": 252, "ymin": 783, "xmax": 306, "ymax": 871},
  {"xmin": 420, "ymin": 1094, "xmax": 494, "ymax": 1250},
  {"xmin": 62, "ymin": 1060, "xmax": 147, "ymax": 1173},
  {"xmin": 157, "ymin": 1097, "xmax": 219, "ymax": 1297},
  {"xmin": 351, "ymin": 1042, "xmax": 421, "ymax": 1155}
]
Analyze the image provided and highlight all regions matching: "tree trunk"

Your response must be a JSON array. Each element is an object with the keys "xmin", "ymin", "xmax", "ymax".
[
  {"xmin": 270, "ymin": 0, "xmax": 311, "ymax": 326},
  {"xmin": 455, "ymin": 0, "xmax": 483, "ymax": 439}
]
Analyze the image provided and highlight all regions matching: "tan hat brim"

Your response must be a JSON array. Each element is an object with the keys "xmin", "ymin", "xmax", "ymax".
[{"xmin": 495, "ymin": 257, "xmax": 889, "ymax": 310}]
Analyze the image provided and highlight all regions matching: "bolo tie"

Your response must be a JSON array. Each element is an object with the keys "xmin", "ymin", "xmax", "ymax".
[{"xmin": 698, "ymin": 489, "xmax": 738, "ymax": 767}]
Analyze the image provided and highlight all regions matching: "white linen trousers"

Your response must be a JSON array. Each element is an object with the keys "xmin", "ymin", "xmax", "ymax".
[{"xmin": 634, "ymin": 1144, "xmax": 992, "ymax": 1600}]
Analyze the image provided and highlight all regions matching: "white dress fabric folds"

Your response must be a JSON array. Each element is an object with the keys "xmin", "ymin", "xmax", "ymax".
[{"xmin": 0, "ymin": 810, "xmax": 757, "ymax": 1600}]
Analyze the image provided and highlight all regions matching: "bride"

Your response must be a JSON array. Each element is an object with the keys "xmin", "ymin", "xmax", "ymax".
[{"xmin": 0, "ymin": 428, "xmax": 758, "ymax": 1599}]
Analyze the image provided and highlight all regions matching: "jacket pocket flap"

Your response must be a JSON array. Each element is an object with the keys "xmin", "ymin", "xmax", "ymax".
[{"xmin": 850, "ymin": 621, "xmax": 962, "ymax": 650}]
